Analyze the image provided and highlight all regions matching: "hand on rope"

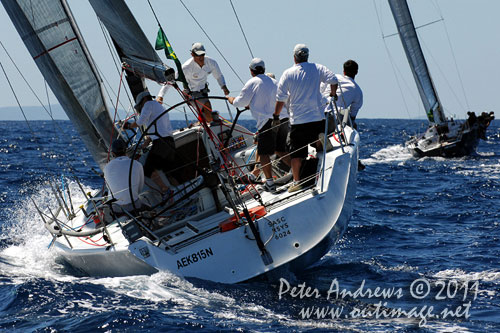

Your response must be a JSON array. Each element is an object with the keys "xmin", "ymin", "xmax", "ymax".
[
  {"xmin": 329, "ymin": 92, "xmax": 338, "ymax": 102},
  {"xmin": 121, "ymin": 121, "xmax": 130, "ymax": 130}
]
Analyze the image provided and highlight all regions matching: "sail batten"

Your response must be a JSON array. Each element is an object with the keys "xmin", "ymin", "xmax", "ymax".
[
  {"xmin": 388, "ymin": 0, "xmax": 446, "ymax": 123},
  {"xmin": 2, "ymin": 0, "xmax": 117, "ymax": 170}
]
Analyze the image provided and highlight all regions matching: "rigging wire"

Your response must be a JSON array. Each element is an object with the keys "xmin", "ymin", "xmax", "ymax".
[
  {"xmin": 431, "ymin": 0, "xmax": 470, "ymax": 112},
  {"xmin": 1, "ymin": 59, "xmax": 86, "ymax": 205},
  {"xmin": 179, "ymin": 0, "xmax": 245, "ymax": 85},
  {"xmin": 0, "ymin": 40, "xmax": 90, "ymax": 145},
  {"xmin": 419, "ymin": 38, "xmax": 467, "ymax": 117},
  {"xmin": 146, "ymin": 0, "xmax": 161, "ymax": 25},
  {"xmin": 0, "ymin": 40, "xmax": 102, "ymax": 193},
  {"xmin": 373, "ymin": 0, "xmax": 414, "ymax": 120},
  {"xmin": 228, "ymin": 0, "xmax": 254, "ymax": 58},
  {"xmin": 96, "ymin": 19, "xmax": 134, "ymax": 116},
  {"xmin": 0, "ymin": 61, "xmax": 36, "ymax": 137}
]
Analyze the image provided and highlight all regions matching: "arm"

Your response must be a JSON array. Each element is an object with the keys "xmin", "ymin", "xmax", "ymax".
[
  {"xmin": 229, "ymin": 81, "xmax": 253, "ymax": 109},
  {"xmin": 274, "ymin": 101, "xmax": 285, "ymax": 117},
  {"xmin": 209, "ymin": 58, "xmax": 228, "ymax": 93},
  {"xmin": 156, "ymin": 83, "xmax": 171, "ymax": 103},
  {"xmin": 329, "ymin": 84, "xmax": 338, "ymax": 97},
  {"xmin": 350, "ymin": 89, "xmax": 363, "ymax": 116},
  {"xmin": 275, "ymin": 74, "xmax": 289, "ymax": 117}
]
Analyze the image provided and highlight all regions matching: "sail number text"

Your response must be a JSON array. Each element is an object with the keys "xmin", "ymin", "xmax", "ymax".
[
  {"xmin": 177, "ymin": 247, "xmax": 214, "ymax": 269},
  {"xmin": 268, "ymin": 216, "xmax": 291, "ymax": 240}
]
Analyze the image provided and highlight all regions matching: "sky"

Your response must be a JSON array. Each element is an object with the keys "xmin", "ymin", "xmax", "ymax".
[{"xmin": 0, "ymin": 0, "xmax": 499, "ymax": 121}]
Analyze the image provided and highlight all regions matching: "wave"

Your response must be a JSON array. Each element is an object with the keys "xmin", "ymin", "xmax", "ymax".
[{"xmin": 362, "ymin": 144, "xmax": 413, "ymax": 165}]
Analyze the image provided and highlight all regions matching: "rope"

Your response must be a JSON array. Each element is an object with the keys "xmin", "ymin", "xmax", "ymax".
[
  {"xmin": 179, "ymin": 0, "xmax": 245, "ymax": 85},
  {"xmin": 106, "ymin": 67, "xmax": 126, "ymax": 163},
  {"xmin": 97, "ymin": 18, "xmax": 134, "ymax": 113},
  {"xmin": 229, "ymin": 0, "xmax": 254, "ymax": 58}
]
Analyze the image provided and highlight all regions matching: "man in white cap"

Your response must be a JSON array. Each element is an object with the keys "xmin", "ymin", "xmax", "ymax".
[
  {"xmin": 123, "ymin": 91, "xmax": 177, "ymax": 199},
  {"xmin": 182, "ymin": 42, "xmax": 230, "ymax": 123},
  {"xmin": 227, "ymin": 58, "xmax": 279, "ymax": 193},
  {"xmin": 274, "ymin": 44, "xmax": 338, "ymax": 193}
]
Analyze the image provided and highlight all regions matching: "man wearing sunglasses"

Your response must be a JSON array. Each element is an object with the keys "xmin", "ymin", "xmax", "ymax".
[{"xmin": 182, "ymin": 42, "xmax": 230, "ymax": 123}]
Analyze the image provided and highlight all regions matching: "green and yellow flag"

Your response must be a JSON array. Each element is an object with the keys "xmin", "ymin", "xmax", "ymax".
[{"xmin": 155, "ymin": 27, "xmax": 188, "ymax": 89}]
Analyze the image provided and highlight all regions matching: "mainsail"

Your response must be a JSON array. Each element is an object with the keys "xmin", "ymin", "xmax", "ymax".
[
  {"xmin": 2, "ymin": 0, "xmax": 116, "ymax": 170},
  {"xmin": 388, "ymin": 0, "xmax": 445, "ymax": 123},
  {"xmin": 88, "ymin": 0, "xmax": 174, "ymax": 99}
]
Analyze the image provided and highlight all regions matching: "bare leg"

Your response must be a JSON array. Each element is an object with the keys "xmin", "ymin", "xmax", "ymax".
[
  {"xmin": 260, "ymin": 154, "xmax": 273, "ymax": 180},
  {"xmin": 276, "ymin": 151, "xmax": 291, "ymax": 167},
  {"xmin": 151, "ymin": 170, "xmax": 169, "ymax": 192},
  {"xmin": 251, "ymin": 154, "xmax": 261, "ymax": 178},
  {"xmin": 291, "ymin": 158, "xmax": 302, "ymax": 182},
  {"xmin": 203, "ymin": 100, "xmax": 213, "ymax": 123}
]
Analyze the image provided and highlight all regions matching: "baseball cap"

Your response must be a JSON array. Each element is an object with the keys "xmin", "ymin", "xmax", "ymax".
[
  {"xmin": 249, "ymin": 58, "xmax": 265, "ymax": 71},
  {"xmin": 191, "ymin": 42, "xmax": 206, "ymax": 56},
  {"xmin": 134, "ymin": 91, "xmax": 151, "ymax": 110},
  {"xmin": 293, "ymin": 44, "xmax": 309, "ymax": 58}
]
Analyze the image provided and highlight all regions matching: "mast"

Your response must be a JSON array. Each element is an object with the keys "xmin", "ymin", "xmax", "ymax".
[
  {"xmin": 388, "ymin": 0, "xmax": 446, "ymax": 124},
  {"xmin": 2, "ymin": 0, "xmax": 117, "ymax": 170}
]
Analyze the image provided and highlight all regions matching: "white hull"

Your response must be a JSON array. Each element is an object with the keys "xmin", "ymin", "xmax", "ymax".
[{"xmin": 50, "ymin": 126, "xmax": 359, "ymax": 283}]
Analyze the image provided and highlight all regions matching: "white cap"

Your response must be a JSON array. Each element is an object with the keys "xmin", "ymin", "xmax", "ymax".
[
  {"xmin": 134, "ymin": 91, "xmax": 151, "ymax": 110},
  {"xmin": 293, "ymin": 44, "xmax": 309, "ymax": 58},
  {"xmin": 191, "ymin": 42, "xmax": 206, "ymax": 56},
  {"xmin": 249, "ymin": 58, "xmax": 265, "ymax": 71}
]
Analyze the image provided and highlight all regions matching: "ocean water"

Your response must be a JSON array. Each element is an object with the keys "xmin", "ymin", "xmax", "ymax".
[{"xmin": 0, "ymin": 118, "xmax": 499, "ymax": 332}]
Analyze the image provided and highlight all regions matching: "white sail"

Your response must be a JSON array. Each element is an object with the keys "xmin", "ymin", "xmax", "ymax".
[
  {"xmin": 388, "ymin": 0, "xmax": 445, "ymax": 124},
  {"xmin": 2, "ymin": 0, "xmax": 117, "ymax": 170}
]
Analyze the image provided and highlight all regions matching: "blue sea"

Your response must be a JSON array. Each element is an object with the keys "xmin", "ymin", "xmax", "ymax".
[{"xmin": 0, "ymin": 119, "xmax": 499, "ymax": 332}]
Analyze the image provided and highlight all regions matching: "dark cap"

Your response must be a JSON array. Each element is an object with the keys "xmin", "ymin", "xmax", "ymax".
[{"xmin": 111, "ymin": 138, "xmax": 127, "ymax": 154}]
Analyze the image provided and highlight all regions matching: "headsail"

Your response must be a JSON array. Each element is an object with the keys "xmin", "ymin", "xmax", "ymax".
[
  {"xmin": 2, "ymin": 0, "xmax": 116, "ymax": 170},
  {"xmin": 388, "ymin": 0, "xmax": 445, "ymax": 123},
  {"xmin": 88, "ymin": 0, "xmax": 175, "ymax": 99}
]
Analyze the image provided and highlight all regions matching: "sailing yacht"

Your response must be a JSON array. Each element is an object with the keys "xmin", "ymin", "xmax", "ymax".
[
  {"xmin": 388, "ymin": 0, "xmax": 494, "ymax": 158},
  {"xmin": 2, "ymin": 0, "xmax": 359, "ymax": 283}
]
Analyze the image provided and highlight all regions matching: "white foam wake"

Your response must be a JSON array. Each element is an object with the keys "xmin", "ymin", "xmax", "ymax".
[
  {"xmin": 0, "ymin": 179, "xmax": 92, "ymax": 282},
  {"xmin": 362, "ymin": 144, "xmax": 413, "ymax": 165}
]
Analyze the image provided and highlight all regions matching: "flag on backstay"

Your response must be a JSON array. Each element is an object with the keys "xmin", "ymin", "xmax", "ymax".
[{"xmin": 155, "ymin": 27, "xmax": 188, "ymax": 89}]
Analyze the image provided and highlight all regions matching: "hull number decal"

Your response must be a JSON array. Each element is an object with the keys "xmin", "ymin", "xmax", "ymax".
[
  {"xmin": 268, "ymin": 216, "xmax": 291, "ymax": 240},
  {"xmin": 177, "ymin": 248, "xmax": 214, "ymax": 269}
]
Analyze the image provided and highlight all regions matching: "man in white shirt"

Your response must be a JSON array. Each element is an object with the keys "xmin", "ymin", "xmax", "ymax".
[
  {"xmin": 227, "ymin": 58, "xmax": 278, "ymax": 192},
  {"xmin": 274, "ymin": 44, "xmax": 338, "ymax": 192},
  {"xmin": 183, "ymin": 42, "xmax": 230, "ymax": 123},
  {"xmin": 104, "ymin": 138, "xmax": 145, "ymax": 212},
  {"xmin": 321, "ymin": 59, "xmax": 363, "ymax": 129},
  {"xmin": 123, "ymin": 91, "xmax": 177, "ymax": 197}
]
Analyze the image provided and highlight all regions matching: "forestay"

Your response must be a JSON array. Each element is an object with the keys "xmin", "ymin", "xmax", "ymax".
[
  {"xmin": 2, "ymin": 0, "xmax": 116, "ymax": 170},
  {"xmin": 388, "ymin": 0, "xmax": 445, "ymax": 124}
]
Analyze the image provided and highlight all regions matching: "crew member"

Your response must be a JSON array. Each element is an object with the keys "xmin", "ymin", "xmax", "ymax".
[
  {"xmin": 123, "ymin": 91, "xmax": 177, "ymax": 199},
  {"xmin": 182, "ymin": 42, "xmax": 230, "ymax": 122},
  {"xmin": 228, "ymin": 58, "xmax": 278, "ymax": 193},
  {"xmin": 274, "ymin": 44, "xmax": 338, "ymax": 193},
  {"xmin": 104, "ymin": 138, "xmax": 145, "ymax": 212}
]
